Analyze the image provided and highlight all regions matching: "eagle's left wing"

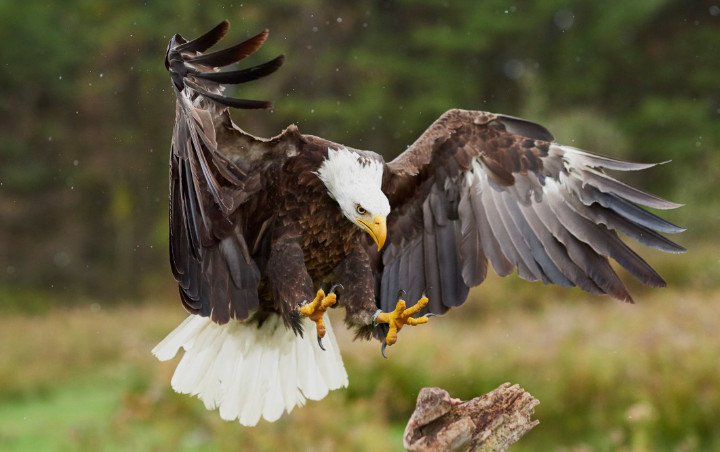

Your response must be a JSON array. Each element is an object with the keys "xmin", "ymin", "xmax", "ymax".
[
  {"xmin": 379, "ymin": 109, "xmax": 684, "ymax": 316},
  {"xmin": 167, "ymin": 21, "xmax": 283, "ymax": 324}
]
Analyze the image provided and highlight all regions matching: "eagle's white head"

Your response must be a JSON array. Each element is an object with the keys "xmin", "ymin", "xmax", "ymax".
[{"xmin": 316, "ymin": 147, "xmax": 391, "ymax": 251}]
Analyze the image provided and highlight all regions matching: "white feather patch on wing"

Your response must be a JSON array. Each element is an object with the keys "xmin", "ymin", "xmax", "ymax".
[{"xmin": 152, "ymin": 313, "xmax": 348, "ymax": 426}]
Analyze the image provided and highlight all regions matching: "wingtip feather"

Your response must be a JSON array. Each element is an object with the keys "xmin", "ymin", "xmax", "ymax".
[
  {"xmin": 175, "ymin": 20, "xmax": 230, "ymax": 54},
  {"xmin": 188, "ymin": 28, "xmax": 270, "ymax": 68}
]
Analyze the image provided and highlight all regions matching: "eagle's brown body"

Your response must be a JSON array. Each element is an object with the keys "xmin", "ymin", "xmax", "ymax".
[
  {"xmin": 234, "ymin": 132, "xmax": 381, "ymax": 334},
  {"xmin": 264, "ymin": 135, "xmax": 365, "ymax": 281}
]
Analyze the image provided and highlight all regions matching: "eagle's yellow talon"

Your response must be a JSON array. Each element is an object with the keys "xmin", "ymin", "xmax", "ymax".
[
  {"xmin": 300, "ymin": 289, "xmax": 338, "ymax": 349},
  {"xmin": 375, "ymin": 296, "xmax": 431, "ymax": 356}
]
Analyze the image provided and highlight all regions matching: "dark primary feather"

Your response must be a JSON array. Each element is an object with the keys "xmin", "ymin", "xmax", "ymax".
[
  {"xmin": 184, "ymin": 79, "xmax": 273, "ymax": 109},
  {"xmin": 190, "ymin": 55, "xmax": 285, "ymax": 85},
  {"xmin": 381, "ymin": 109, "xmax": 684, "ymax": 314},
  {"xmin": 174, "ymin": 21, "xmax": 230, "ymax": 54},
  {"xmin": 188, "ymin": 29, "xmax": 269, "ymax": 67}
]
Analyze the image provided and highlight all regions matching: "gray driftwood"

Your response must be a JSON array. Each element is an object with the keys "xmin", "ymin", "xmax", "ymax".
[{"xmin": 403, "ymin": 383, "xmax": 539, "ymax": 451}]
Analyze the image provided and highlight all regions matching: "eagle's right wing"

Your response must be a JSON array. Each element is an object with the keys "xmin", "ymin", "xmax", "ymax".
[
  {"xmin": 166, "ymin": 21, "xmax": 283, "ymax": 324},
  {"xmin": 379, "ymin": 109, "xmax": 685, "ymax": 316}
]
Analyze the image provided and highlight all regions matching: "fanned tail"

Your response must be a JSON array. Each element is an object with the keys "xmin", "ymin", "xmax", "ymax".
[{"xmin": 152, "ymin": 313, "xmax": 348, "ymax": 426}]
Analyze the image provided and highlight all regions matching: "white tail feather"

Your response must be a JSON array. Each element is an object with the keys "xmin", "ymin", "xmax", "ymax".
[{"xmin": 152, "ymin": 313, "xmax": 348, "ymax": 426}]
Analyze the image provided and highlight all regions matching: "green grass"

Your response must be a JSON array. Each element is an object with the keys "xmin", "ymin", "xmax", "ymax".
[
  {"xmin": 2, "ymin": 253, "xmax": 719, "ymax": 451},
  {"xmin": 0, "ymin": 377, "xmax": 118, "ymax": 451}
]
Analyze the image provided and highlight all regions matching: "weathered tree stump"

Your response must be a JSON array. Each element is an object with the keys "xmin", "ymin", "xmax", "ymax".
[{"xmin": 403, "ymin": 383, "xmax": 539, "ymax": 451}]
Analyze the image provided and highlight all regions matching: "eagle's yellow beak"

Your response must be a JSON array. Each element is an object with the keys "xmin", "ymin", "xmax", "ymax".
[{"xmin": 357, "ymin": 215, "xmax": 387, "ymax": 251}]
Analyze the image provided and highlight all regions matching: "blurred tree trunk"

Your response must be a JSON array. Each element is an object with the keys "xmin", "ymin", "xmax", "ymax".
[{"xmin": 403, "ymin": 384, "xmax": 539, "ymax": 452}]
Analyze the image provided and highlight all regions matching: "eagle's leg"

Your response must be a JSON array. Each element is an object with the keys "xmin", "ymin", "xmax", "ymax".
[
  {"xmin": 300, "ymin": 287, "xmax": 338, "ymax": 350},
  {"xmin": 373, "ymin": 293, "xmax": 431, "ymax": 358}
]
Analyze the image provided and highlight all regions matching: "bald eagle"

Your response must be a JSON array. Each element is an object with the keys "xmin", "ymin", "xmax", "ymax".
[{"xmin": 153, "ymin": 21, "xmax": 684, "ymax": 426}]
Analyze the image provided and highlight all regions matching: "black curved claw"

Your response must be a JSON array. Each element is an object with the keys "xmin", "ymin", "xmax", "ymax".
[
  {"xmin": 317, "ymin": 335, "xmax": 326, "ymax": 351},
  {"xmin": 329, "ymin": 283, "xmax": 344, "ymax": 294},
  {"xmin": 381, "ymin": 341, "xmax": 388, "ymax": 359},
  {"xmin": 425, "ymin": 313, "xmax": 438, "ymax": 318},
  {"xmin": 372, "ymin": 309, "xmax": 383, "ymax": 327},
  {"xmin": 396, "ymin": 289, "xmax": 407, "ymax": 301}
]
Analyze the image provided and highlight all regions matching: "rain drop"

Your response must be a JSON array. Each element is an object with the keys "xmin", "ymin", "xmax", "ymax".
[
  {"xmin": 554, "ymin": 9, "xmax": 575, "ymax": 31},
  {"xmin": 503, "ymin": 59, "xmax": 525, "ymax": 80},
  {"xmin": 53, "ymin": 252, "xmax": 70, "ymax": 268}
]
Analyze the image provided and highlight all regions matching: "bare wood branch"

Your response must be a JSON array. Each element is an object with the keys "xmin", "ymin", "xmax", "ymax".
[{"xmin": 403, "ymin": 383, "xmax": 539, "ymax": 452}]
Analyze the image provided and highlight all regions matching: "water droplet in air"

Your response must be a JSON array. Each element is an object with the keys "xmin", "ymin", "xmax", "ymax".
[{"xmin": 554, "ymin": 9, "xmax": 575, "ymax": 31}]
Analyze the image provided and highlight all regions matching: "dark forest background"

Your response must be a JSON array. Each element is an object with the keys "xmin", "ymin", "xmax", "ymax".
[{"xmin": 2, "ymin": 0, "xmax": 717, "ymax": 306}]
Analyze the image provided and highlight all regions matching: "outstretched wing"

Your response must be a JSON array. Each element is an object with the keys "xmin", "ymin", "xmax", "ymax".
[
  {"xmin": 380, "ymin": 109, "xmax": 684, "ymax": 315},
  {"xmin": 167, "ymin": 21, "xmax": 284, "ymax": 324}
]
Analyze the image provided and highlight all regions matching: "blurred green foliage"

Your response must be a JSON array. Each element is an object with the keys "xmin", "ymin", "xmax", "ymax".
[{"xmin": 1, "ymin": 1, "xmax": 718, "ymax": 301}]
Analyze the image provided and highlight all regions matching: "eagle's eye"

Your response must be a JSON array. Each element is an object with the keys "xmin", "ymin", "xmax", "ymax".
[{"xmin": 356, "ymin": 205, "xmax": 366, "ymax": 215}]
